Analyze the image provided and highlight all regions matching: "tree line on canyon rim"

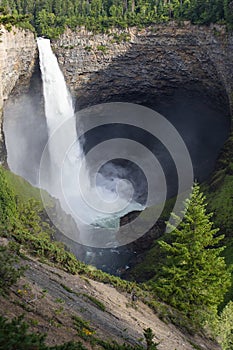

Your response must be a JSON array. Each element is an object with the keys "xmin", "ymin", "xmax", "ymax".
[{"xmin": 0, "ymin": 0, "xmax": 233, "ymax": 38}]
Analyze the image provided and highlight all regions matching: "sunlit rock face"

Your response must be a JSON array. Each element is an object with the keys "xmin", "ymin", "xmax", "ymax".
[{"xmin": 0, "ymin": 26, "xmax": 37, "ymax": 162}]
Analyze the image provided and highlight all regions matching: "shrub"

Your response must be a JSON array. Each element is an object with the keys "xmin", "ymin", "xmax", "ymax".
[
  {"xmin": 82, "ymin": 293, "xmax": 106, "ymax": 311},
  {"xmin": 96, "ymin": 45, "xmax": 108, "ymax": 53},
  {"xmin": 0, "ymin": 246, "xmax": 24, "ymax": 294},
  {"xmin": 0, "ymin": 315, "xmax": 88, "ymax": 350},
  {"xmin": 84, "ymin": 46, "xmax": 92, "ymax": 52},
  {"xmin": 0, "ymin": 167, "xmax": 18, "ymax": 233},
  {"xmin": 0, "ymin": 315, "xmax": 47, "ymax": 350}
]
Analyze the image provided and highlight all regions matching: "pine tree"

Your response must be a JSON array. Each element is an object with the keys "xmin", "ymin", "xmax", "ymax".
[
  {"xmin": 224, "ymin": 0, "xmax": 233, "ymax": 29},
  {"xmin": 143, "ymin": 328, "xmax": 159, "ymax": 349},
  {"xmin": 152, "ymin": 183, "xmax": 231, "ymax": 322},
  {"xmin": 218, "ymin": 301, "xmax": 233, "ymax": 350}
]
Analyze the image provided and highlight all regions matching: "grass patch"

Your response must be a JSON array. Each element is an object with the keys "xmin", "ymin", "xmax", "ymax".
[
  {"xmin": 72, "ymin": 316, "xmax": 144, "ymax": 349},
  {"xmin": 110, "ymin": 32, "xmax": 130, "ymax": 43},
  {"xmin": 72, "ymin": 315, "xmax": 95, "ymax": 340},
  {"xmin": 220, "ymin": 239, "xmax": 233, "ymax": 305},
  {"xmin": 206, "ymin": 175, "xmax": 233, "ymax": 237},
  {"xmin": 3, "ymin": 168, "xmax": 43, "ymax": 204},
  {"xmin": 61, "ymin": 283, "xmax": 73, "ymax": 293},
  {"xmin": 96, "ymin": 44, "xmax": 108, "ymax": 53},
  {"xmin": 82, "ymin": 293, "xmax": 106, "ymax": 312}
]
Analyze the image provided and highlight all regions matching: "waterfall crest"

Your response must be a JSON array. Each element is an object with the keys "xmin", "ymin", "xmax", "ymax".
[{"xmin": 37, "ymin": 38, "xmax": 78, "ymax": 168}]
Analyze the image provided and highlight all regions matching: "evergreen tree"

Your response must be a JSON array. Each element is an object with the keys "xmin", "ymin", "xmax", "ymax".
[
  {"xmin": 143, "ymin": 328, "xmax": 159, "ymax": 349},
  {"xmin": 218, "ymin": 301, "xmax": 233, "ymax": 350},
  {"xmin": 224, "ymin": 0, "xmax": 233, "ymax": 29},
  {"xmin": 151, "ymin": 183, "xmax": 231, "ymax": 323},
  {"xmin": 0, "ymin": 0, "xmax": 233, "ymax": 37}
]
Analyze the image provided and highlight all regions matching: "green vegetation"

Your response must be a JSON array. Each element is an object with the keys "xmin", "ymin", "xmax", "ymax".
[
  {"xmin": 72, "ymin": 315, "xmax": 95, "ymax": 339},
  {"xmin": 0, "ymin": 166, "xmax": 18, "ymax": 232},
  {"xmin": 0, "ymin": 167, "xmax": 87, "ymax": 275},
  {"xmin": 110, "ymin": 32, "xmax": 130, "ymax": 43},
  {"xmin": 84, "ymin": 45, "xmax": 92, "ymax": 51},
  {"xmin": 0, "ymin": 315, "xmax": 87, "ymax": 350},
  {"xmin": 207, "ymin": 176, "xmax": 233, "ymax": 236},
  {"xmin": 52, "ymin": 343, "xmax": 87, "ymax": 350},
  {"xmin": 149, "ymin": 184, "xmax": 231, "ymax": 326},
  {"xmin": 129, "ymin": 134, "xmax": 233, "ymax": 321},
  {"xmin": 0, "ymin": 314, "xmax": 159, "ymax": 350},
  {"xmin": 0, "ymin": 0, "xmax": 233, "ymax": 38},
  {"xmin": 217, "ymin": 301, "xmax": 233, "ymax": 350},
  {"xmin": 204, "ymin": 132, "xmax": 233, "ymax": 305},
  {"xmin": 221, "ymin": 240, "xmax": 233, "ymax": 304},
  {"xmin": 0, "ymin": 0, "xmax": 232, "ymax": 346},
  {"xmin": 0, "ymin": 6, "xmax": 35, "ymax": 33},
  {"xmin": 0, "ymin": 166, "xmax": 142, "ymax": 295},
  {"xmin": 0, "ymin": 163, "xmax": 196, "ymax": 343},
  {"xmin": 0, "ymin": 315, "xmax": 48, "ymax": 350},
  {"xmin": 143, "ymin": 328, "xmax": 159, "ymax": 349},
  {"xmin": 82, "ymin": 293, "xmax": 106, "ymax": 311},
  {"xmin": 72, "ymin": 315, "xmax": 144, "ymax": 349},
  {"xmin": 60, "ymin": 283, "xmax": 73, "ymax": 293},
  {"xmin": 97, "ymin": 44, "xmax": 108, "ymax": 53},
  {"xmin": 0, "ymin": 313, "xmax": 146, "ymax": 350},
  {"xmin": 0, "ymin": 165, "xmax": 231, "ymax": 336},
  {"xmin": 205, "ymin": 133, "xmax": 233, "ymax": 238},
  {"xmin": 2, "ymin": 167, "xmax": 43, "ymax": 204},
  {"xmin": 0, "ymin": 140, "xmax": 232, "ymax": 347},
  {"xmin": 0, "ymin": 245, "xmax": 24, "ymax": 294}
]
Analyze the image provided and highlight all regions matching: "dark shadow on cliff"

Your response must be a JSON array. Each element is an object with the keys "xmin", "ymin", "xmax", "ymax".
[
  {"xmin": 70, "ymin": 43, "xmax": 231, "ymax": 274},
  {"xmin": 3, "ymin": 42, "xmax": 232, "ymax": 275}
]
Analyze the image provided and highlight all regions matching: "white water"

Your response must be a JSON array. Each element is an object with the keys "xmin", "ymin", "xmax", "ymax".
[
  {"xmin": 37, "ymin": 38, "xmax": 143, "ymax": 244},
  {"xmin": 37, "ymin": 38, "xmax": 76, "ymax": 169}
]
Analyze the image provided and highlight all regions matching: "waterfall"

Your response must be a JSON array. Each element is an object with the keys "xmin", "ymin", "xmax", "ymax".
[
  {"xmin": 37, "ymin": 38, "xmax": 143, "ymax": 246},
  {"xmin": 37, "ymin": 38, "xmax": 78, "ymax": 171},
  {"xmin": 37, "ymin": 37, "xmax": 90, "ymax": 221}
]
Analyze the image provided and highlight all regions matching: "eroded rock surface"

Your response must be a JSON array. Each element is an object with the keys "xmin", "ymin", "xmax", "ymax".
[
  {"xmin": 0, "ymin": 26, "xmax": 37, "ymax": 162},
  {"xmin": 53, "ymin": 23, "xmax": 233, "ymax": 114}
]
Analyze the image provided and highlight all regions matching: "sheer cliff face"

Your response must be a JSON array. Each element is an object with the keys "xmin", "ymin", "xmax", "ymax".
[
  {"xmin": 53, "ymin": 23, "xmax": 233, "ymax": 115},
  {"xmin": 0, "ymin": 23, "xmax": 233, "ymax": 164},
  {"xmin": 1, "ymin": 22, "xmax": 233, "ymax": 119},
  {"xmin": 0, "ymin": 26, "xmax": 37, "ymax": 161}
]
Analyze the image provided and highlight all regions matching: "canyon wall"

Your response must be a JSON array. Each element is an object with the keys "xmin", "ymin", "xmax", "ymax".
[
  {"xmin": 52, "ymin": 23, "xmax": 233, "ymax": 260},
  {"xmin": 0, "ymin": 26, "xmax": 37, "ymax": 162},
  {"xmin": 1, "ymin": 22, "xmax": 233, "ymax": 164},
  {"xmin": 53, "ymin": 22, "xmax": 233, "ymax": 116}
]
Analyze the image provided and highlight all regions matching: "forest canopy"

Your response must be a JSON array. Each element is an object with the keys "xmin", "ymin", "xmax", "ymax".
[{"xmin": 0, "ymin": 0, "xmax": 233, "ymax": 38}]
